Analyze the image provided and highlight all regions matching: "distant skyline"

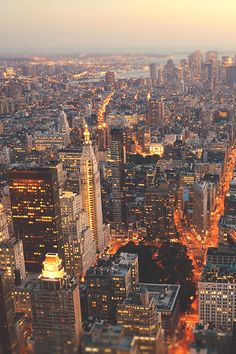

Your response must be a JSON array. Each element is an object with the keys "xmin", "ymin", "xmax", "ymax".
[{"xmin": 1, "ymin": 0, "xmax": 236, "ymax": 54}]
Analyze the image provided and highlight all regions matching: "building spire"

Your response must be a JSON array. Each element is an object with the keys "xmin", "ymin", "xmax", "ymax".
[{"xmin": 84, "ymin": 124, "xmax": 91, "ymax": 144}]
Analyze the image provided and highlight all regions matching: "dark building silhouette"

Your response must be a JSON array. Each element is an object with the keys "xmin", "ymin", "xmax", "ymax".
[
  {"xmin": 0, "ymin": 270, "xmax": 18, "ymax": 354},
  {"xmin": 145, "ymin": 166, "xmax": 176, "ymax": 241},
  {"xmin": 110, "ymin": 128, "xmax": 127, "ymax": 229}
]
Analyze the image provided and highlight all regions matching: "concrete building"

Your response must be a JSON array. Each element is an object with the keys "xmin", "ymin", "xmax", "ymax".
[
  {"xmin": 60, "ymin": 191, "xmax": 96, "ymax": 280},
  {"xmin": 0, "ymin": 270, "xmax": 18, "ymax": 354},
  {"xmin": 199, "ymin": 260, "xmax": 236, "ymax": 332},
  {"xmin": 0, "ymin": 237, "xmax": 26, "ymax": 288},
  {"xmin": 80, "ymin": 125, "xmax": 106, "ymax": 254},
  {"xmin": 34, "ymin": 132, "xmax": 70, "ymax": 151},
  {"xmin": 81, "ymin": 323, "xmax": 138, "ymax": 354},
  {"xmin": 149, "ymin": 63, "xmax": 157, "ymax": 83},
  {"xmin": 0, "ymin": 203, "xmax": 10, "ymax": 241},
  {"xmin": 58, "ymin": 110, "xmax": 70, "ymax": 135},
  {"xmin": 86, "ymin": 253, "xmax": 139, "ymax": 322},
  {"xmin": 110, "ymin": 127, "xmax": 127, "ymax": 229},
  {"xmin": 117, "ymin": 287, "xmax": 163, "ymax": 353},
  {"xmin": 140, "ymin": 283, "xmax": 180, "ymax": 338},
  {"xmin": 192, "ymin": 181, "xmax": 208, "ymax": 237},
  {"xmin": 31, "ymin": 253, "xmax": 82, "ymax": 353},
  {"xmin": 8, "ymin": 165, "xmax": 63, "ymax": 271}
]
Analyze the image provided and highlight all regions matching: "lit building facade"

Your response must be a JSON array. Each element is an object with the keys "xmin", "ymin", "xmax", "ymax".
[
  {"xmin": 117, "ymin": 288, "xmax": 163, "ymax": 353},
  {"xmin": 80, "ymin": 125, "xmax": 105, "ymax": 253},
  {"xmin": 60, "ymin": 191, "xmax": 96, "ymax": 280},
  {"xmin": 86, "ymin": 253, "xmax": 138, "ymax": 322},
  {"xmin": 31, "ymin": 253, "xmax": 82, "ymax": 353},
  {"xmin": 0, "ymin": 237, "xmax": 26, "ymax": 288},
  {"xmin": 0, "ymin": 203, "xmax": 10, "ymax": 241},
  {"xmin": 81, "ymin": 323, "xmax": 139, "ymax": 354},
  {"xmin": 8, "ymin": 165, "xmax": 63, "ymax": 271},
  {"xmin": 34, "ymin": 132, "xmax": 70, "ymax": 151}
]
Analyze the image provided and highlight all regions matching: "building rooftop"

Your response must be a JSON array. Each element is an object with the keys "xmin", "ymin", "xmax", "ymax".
[
  {"xmin": 220, "ymin": 215, "xmax": 236, "ymax": 229},
  {"xmin": 139, "ymin": 283, "xmax": 180, "ymax": 312},
  {"xmin": 207, "ymin": 244, "xmax": 236, "ymax": 257},
  {"xmin": 81, "ymin": 322, "xmax": 134, "ymax": 350},
  {"xmin": 200, "ymin": 267, "xmax": 236, "ymax": 284}
]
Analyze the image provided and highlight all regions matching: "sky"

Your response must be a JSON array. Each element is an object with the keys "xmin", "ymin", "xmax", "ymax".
[{"xmin": 0, "ymin": 0, "xmax": 236, "ymax": 54}]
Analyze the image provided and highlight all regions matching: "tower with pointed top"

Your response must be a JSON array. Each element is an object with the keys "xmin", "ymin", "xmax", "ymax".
[{"xmin": 80, "ymin": 125, "xmax": 105, "ymax": 254}]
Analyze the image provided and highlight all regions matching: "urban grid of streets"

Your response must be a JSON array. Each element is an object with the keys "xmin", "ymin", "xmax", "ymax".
[
  {"xmin": 88, "ymin": 86, "xmax": 236, "ymax": 353},
  {"xmin": 171, "ymin": 143, "xmax": 236, "ymax": 353}
]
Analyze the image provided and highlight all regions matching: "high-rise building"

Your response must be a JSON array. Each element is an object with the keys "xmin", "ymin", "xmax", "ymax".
[
  {"xmin": 80, "ymin": 125, "xmax": 105, "ymax": 254},
  {"xmin": 0, "ymin": 237, "xmax": 26, "ymax": 288},
  {"xmin": 0, "ymin": 270, "xmax": 18, "ymax": 354},
  {"xmin": 0, "ymin": 204, "xmax": 26, "ymax": 288},
  {"xmin": 226, "ymin": 66, "xmax": 236, "ymax": 87},
  {"xmin": 147, "ymin": 98, "xmax": 165, "ymax": 126},
  {"xmin": 59, "ymin": 147, "xmax": 82, "ymax": 174},
  {"xmin": 86, "ymin": 253, "xmax": 138, "ymax": 322},
  {"xmin": 0, "ymin": 203, "xmax": 9, "ymax": 241},
  {"xmin": 149, "ymin": 63, "xmax": 157, "ymax": 83},
  {"xmin": 8, "ymin": 165, "xmax": 63, "ymax": 271},
  {"xmin": 145, "ymin": 166, "xmax": 176, "ymax": 241},
  {"xmin": 199, "ymin": 245, "xmax": 236, "ymax": 332},
  {"xmin": 60, "ymin": 191, "xmax": 96, "ymax": 280},
  {"xmin": 192, "ymin": 181, "xmax": 208, "ymax": 237},
  {"xmin": 96, "ymin": 122, "xmax": 110, "ymax": 152},
  {"xmin": 58, "ymin": 110, "xmax": 70, "ymax": 135},
  {"xmin": 34, "ymin": 132, "xmax": 70, "ymax": 151},
  {"xmin": 110, "ymin": 128, "xmax": 127, "ymax": 229},
  {"xmin": 105, "ymin": 71, "xmax": 115, "ymax": 87},
  {"xmin": 31, "ymin": 253, "xmax": 82, "ymax": 353},
  {"xmin": 117, "ymin": 287, "xmax": 163, "ymax": 353},
  {"xmin": 81, "ymin": 323, "xmax": 139, "ymax": 354},
  {"xmin": 188, "ymin": 50, "xmax": 203, "ymax": 79}
]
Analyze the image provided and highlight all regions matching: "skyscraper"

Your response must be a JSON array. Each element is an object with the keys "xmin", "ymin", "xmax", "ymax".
[
  {"xmin": 110, "ymin": 128, "xmax": 127, "ymax": 229},
  {"xmin": 149, "ymin": 63, "xmax": 157, "ymax": 83},
  {"xmin": 60, "ymin": 191, "xmax": 96, "ymax": 280},
  {"xmin": 117, "ymin": 287, "xmax": 163, "ymax": 353},
  {"xmin": 31, "ymin": 253, "xmax": 82, "ymax": 353},
  {"xmin": 105, "ymin": 71, "xmax": 115, "ymax": 88},
  {"xmin": 8, "ymin": 165, "xmax": 63, "ymax": 271},
  {"xmin": 0, "ymin": 270, "xmax": 18, "ymax": 354},
  {"xmin": 145, "ymin": 166, "xmax": 176, "ymax": 241},
  {"xmin": 58, "ymin": 110, "xmax": 70, "ymax": 135},
  {"xmin": 80, "ymin": 125, "xmax": 105, "ymax": 254},
  {"xmin": 147, "ymin": 98, "xmax": 165, "ymax": 126},
  {"xmin": 0, "ymin": 203, "xmax": 9, "ymax": 241},
  {"xmin": 192, "ymin": 181, "xmax": 208, "ymax": 237},
  {"xmin": 0, "ymin": 237, "xmax": 26, "ymax": 288},
  {"xmin": 188, "ymin": 50, "xmax": 203, "ymax": 79}
]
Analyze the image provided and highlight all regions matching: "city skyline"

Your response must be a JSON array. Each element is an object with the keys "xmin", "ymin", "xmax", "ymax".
[{"xmin": 1, "ymin": 0, "xmax": 236, "ymax": 54}]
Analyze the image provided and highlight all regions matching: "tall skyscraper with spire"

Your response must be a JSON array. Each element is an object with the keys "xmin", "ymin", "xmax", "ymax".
[{"xmin": 80, "ymin": 125, "xmax": 105, "ymax": 254}]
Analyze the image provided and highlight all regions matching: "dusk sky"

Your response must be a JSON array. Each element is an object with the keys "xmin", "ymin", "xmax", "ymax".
[{"xmin": 1, "ymin": 0, "xmax": 236, "ymax": 53}]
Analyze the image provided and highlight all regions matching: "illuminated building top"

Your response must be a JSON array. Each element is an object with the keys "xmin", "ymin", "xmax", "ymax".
[
  {"xmin": 84, "ymin": 124, "xmax": 91, "ymax": 145},
  {"xmin": 41, "ymin": 253, "xmax": 65, "ymax": 280}
]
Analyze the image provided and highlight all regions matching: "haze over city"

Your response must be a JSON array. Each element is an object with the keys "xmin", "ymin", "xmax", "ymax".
[
  {"xmin": 2, "ymin": 1, "xmax": 236, "ymax": 354},
  {"xmin": 1, "ymin": 0, "xmax": 236, "ymax": 54}
]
